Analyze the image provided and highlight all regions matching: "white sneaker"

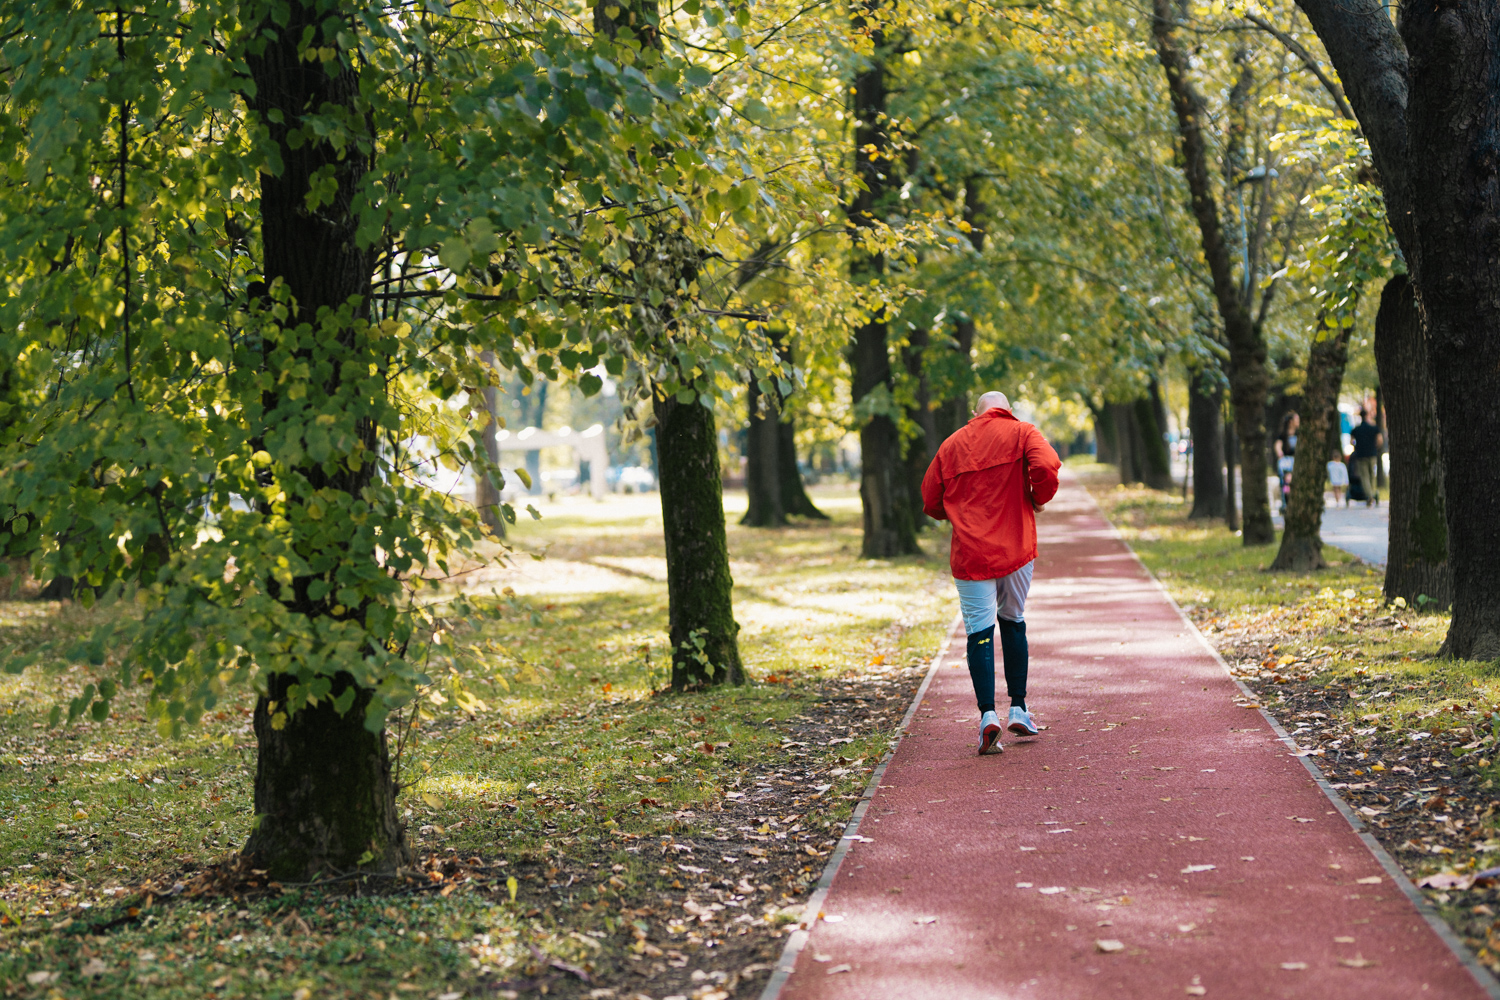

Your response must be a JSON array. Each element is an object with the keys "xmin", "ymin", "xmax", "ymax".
[
  {"xmin": 1008, "ymin": 706, "xmax": 1039, "ymax": 737},
  {"xmin": 978, "ymin": 710, "xmax": 1003, "ymax": 755}
]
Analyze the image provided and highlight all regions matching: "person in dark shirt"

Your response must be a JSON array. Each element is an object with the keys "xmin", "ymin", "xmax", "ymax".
[{"xmin": 1349, "ymin": 409, "xmax": 1383, "ymax": 506}]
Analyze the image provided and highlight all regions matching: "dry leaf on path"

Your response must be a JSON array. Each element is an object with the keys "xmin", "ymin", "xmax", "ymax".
[
  {"xmin": 1095, "ymin": 939, "xmax": 1125, "ymax": 953},
  {"xmin": 913, "ymin": 916, "xmax": 938, "ymax": 924},
  {"xmin": 1339, "ymin": 955, "xmax": 1377, "ymax": 968},
  {"xmin": 826, "ymin": 964, "xmax": 852, "ymax": 975},
  {"xmin": 1180, "ymin": 864, "xmax": 1216, "ymax": 874},
  {"xmin": 1280, "ymin": 962, "xmax": 1308, "ymax": 971},
  {"xmin": 1039, "ymin": 886, "xmax": 1067, "ymax": 894},
  {"xmin": 1355, "ymin": 876, "xmax": 1382, "ymax": 885}
]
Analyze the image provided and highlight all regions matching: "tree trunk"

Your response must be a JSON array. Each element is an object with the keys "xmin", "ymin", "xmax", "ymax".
[
  {"xmin": 475, "ymin": 351, "xmax": 505, "ymax": 538},
  {"xmin": 1138, "ymin": 381, "xmax": 1174, "ymax": 490},
  {"xmin": 246, "ymin": 674, "xmax": 405, "ymax": 879},
  {"xmin": 524, "ymin": 381, "xmax": 547, "ymax": 495},
  {"xmin": 1374, "ymin": 383, "xmax": 1387, "ymax": 490},
  {"xmin": 654, "ymin": 393, "xmax": 744, "ymax": 688},
  {"xmin": 933, "ymin": 316, "xmax": 976, "ymax": 445},
  {"xmin": 1374, "ymin": 274, "xmax": 1451, "ymax": 609},
  {"xmin": 848, "ymin": 3, "xmax": 918, "ymax": 559},
  {"xmin": 1152, "ymin": 0, "xmax": 1274, "ymax": 545},
  {"xmin": 241, "ymin": 0, "xmax": 407, "ymax": 878},
  {"xmin": 1224, "ymin": 410, "xmax": 1240, "ymax": 533},
  {"xmin": 1271, "ymin": 317, "xmax": 1352, "ymax": 571},
  {"xmin": 1293, "ymin": 0, "xmax": 1500, "ymax": 656},
  {"xmin": 903, "ymin": 326, "xmax": 938, "ymax": 527},
  {"xmin": 741, "ymin": 372, "xmax": 785, "ymax": 527},
  {"xmin": 1094, "ymin": 404, "xmax": 1117, "ymax": 466},
  {"xmin": 1111, "ymin": 402, "xmax": 1141, "ymax": 486},
  {"xmin": 1188, "ymin": 368, "xmax": 1226, "ymax": 519},
  {"xmin": 1403, "ymin": 10, "xmax": 1500, "ymax": 657},
  {"xmin": 777, "ymin": 419, "xmax": 827, "ymax": 519}
]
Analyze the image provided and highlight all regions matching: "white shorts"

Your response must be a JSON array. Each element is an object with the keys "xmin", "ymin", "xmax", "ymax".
[{"xmin": 954, "ymin": 561, "xmax": 1034, "ymax": 635}]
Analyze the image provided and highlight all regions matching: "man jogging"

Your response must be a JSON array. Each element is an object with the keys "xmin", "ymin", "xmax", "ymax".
[{"xmin": 920, "ymin": 391, "xmax": 1061, "ymax": 755}]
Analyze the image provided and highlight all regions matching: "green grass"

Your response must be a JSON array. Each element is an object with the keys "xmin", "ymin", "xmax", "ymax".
[{"xmin": 0, "ymin": 488, "xmax": 954, "ymax": 998}]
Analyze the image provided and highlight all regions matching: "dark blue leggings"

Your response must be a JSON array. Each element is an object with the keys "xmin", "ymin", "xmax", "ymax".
[{"xmin": 966, "ymin": 620, "xmax": 1028, "ymax": 713}]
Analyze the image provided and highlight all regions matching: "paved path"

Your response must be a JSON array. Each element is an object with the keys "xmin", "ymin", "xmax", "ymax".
[
  {"xmin": 777, "ymin": 477, "xmax": 1487, "ymax": 999},
  {"xmin": 1271, "ymin": 501, "xmax": 1390, "ymax": 567}
]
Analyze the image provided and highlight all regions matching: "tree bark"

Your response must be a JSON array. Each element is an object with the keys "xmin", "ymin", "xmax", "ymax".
[
  {"xmin": 777, "ymin": 418, "xmax": 826, "ymax": 519},
  {"xmin": 1111, "ymin": 402, "xmax": 1140, "ymax": 486},
  {"xmin": 1188, "ymin": 367, "xmax": 1226, "ymax": 519},
  {"xmin": 475, "ymin": 351, "xmax": 505, "ymax": 538},
  {"xmin": 903, "ymin": 326, "xmax": 937, "ymax": 527},
  {"xmin": 1374, "ymin": 274, "xmax": 1451, "ymax": 609},
  {"xmin": 1271, "ymin": 317, "xmax": 1352, "ymax": 570},
  {"xmin": 241, "ymin": 0, "xmax": 407, "ymax": 878},
  {"xmin": 654, "ymin": 393, "xmax": 744, "ymax": 687},
  {"xmin": 1403, "ymin": 6, "xmax": 1500, "ymax": 657},
  {"xmin": 1138, "ymin": 380, "xmax": 1174, "ymax": 490},
  {"xmin": 247, "ymin": 674, "xmax": 405, "ymax": 879},
  {"xmin": 741, "ymin": 372, "xmax": 785, "ymax": 527},
  {"xmin": 848, "ymin": 3, "xmax": 918, "ymax": 559},
  {"xmin": 1293, "ymin": 0, "xmax": 1500, "ymax": 656},
  {"xmin": 1093, "ymin": 404, "xmax": 1117, "ymax": 466},
  {"xmin": 1224, "ymin": 409, "xmax": 1240, "ymax": 533},
  {"xmin": 933, "ymin": 316, "xmax": 976, "ymax": 445},
  {"xmin": 1152, "ymin": 0, "xmax": 1274, "ymax": 545}
]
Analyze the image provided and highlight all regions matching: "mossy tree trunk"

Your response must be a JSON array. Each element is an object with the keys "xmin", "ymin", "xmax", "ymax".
[
  {"xmin": 1374, "ymin": 275, "xmax": 1451, "ymax": 609},
  {"xmin": 654, "ymin": 392, "xmax": 744, "ymax": 688},
  {"xmin": 1271, "ymin": 316, "xmax": 1352, "ymax": 571},
  {"xmin": 247, "ymin": 674, "xmax": 405, "ymax": 878},
  {"xmin": 240, "ymin": 0, "xmax": 408, "ymax": 879}
]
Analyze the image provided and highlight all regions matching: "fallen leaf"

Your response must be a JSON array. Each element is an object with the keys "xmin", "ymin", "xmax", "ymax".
[
  {"xmin": 1039, "ymin": 886, "xmax": 1067, "ymax": 895},
  {"xmin": 1178, "ymin": 923, "xmax": 1197, "ymax": 933},
  {"xmin": 1016, "ymin": 882, "xmax": 1034, "ymax": 888},
  {"xmin": 1339, "ymin": 955, "xmax": 1377, "ymax": 969},
  {"xmin": 1417, "ymin": 872, "xmax": 1473, "ymax": 890},
  {"xmin": 1280, "ymin": 962, "xmax": 1308, "ymax": 971},
  {"xmin": 913, "ymin": 916, "xmax": 938, "ymax": 924},
  {"xmin": 1240, "ymin": 856, "xmax": 1256, "ymax": 862},
  {"xmin": 813, "ymin": 953, "xmax": 832, "ymax": 962},
  {"xmin": 1186, "ymin": 987, "xmax": 1206, "ymax": 997},
  {"xmin": 81, "ymin": 958, "xmax": 109, "ymax": 976},
  {"xmin": 1181, "ymin": 865, "xmax": 1216, "ymax": 874},
  {"xmin": 1096, "ymin": 939, "xmax": 1125, "ymax": 953},
  {"xmin": 25, "ymin": 972, "xmax": 58, "ymax": 986},
  {"xmin": 822, "ymin": 914, "xmax": 844, "ymax": 923},
  {"xmin": 826, "ymin": 964, "xmax": 852, "ymax": 975},
  {"xmin": 1355, "ymin": 876, "xmax": 1382, "ymax": 885},
  {"xmin": 1334, "ymin": 936, "xmax": 1355, "ymax": 944},
  {"xmin": 1047, "ymin": 828, "xmax": 1074, "ymax": 834}
]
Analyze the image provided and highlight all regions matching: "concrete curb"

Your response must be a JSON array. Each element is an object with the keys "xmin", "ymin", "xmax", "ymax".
[
  {"xmin": 1084, "ymin": 481, "xmax": 1500, "ymax": 999},
  {"xmin": 757, "ymin": 616, "xmax": 959, "ymax": 1000}
]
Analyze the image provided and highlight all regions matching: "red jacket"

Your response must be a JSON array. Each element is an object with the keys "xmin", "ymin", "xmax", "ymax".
[{"xmin": 921, "ymin": 408, "xmax": 1061, "ymax": 580}]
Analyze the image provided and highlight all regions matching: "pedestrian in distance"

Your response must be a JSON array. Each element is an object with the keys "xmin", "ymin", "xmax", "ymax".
[
  {"xmin": 1350, "ymin": 408, "xmax": 1383, "ymax": 507},
  {"xmin": 920, "ymin": 391, "xmax": 1062, "ymax": 755}
]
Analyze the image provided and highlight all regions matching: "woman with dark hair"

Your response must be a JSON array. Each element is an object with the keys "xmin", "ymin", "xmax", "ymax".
[{"xmin": 1274, "ymin": 412, "xmax": 1299, "ymax": 515}]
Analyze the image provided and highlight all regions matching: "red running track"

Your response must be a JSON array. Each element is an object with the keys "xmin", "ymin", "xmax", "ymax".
[{"xmin": 777, "ymin": 476, "xmax": 1492, "ymax": 1000}]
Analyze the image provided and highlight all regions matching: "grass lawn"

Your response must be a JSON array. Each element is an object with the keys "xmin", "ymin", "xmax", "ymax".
[
  {"xmin": 1074, "ymin": 460, "xmax": 1500, "ymax": 973},
  {"xmin": 0, "ymin": 487, "xmax": 956, "ymax": 1000}
]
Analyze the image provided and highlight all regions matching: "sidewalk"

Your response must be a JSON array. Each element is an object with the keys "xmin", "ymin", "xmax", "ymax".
[{"xmin": 774, "ymin": 476, "xmax": 1489, "ymax": 999}]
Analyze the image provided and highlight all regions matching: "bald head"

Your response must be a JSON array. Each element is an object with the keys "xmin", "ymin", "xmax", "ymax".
[{"xmin": 975, "ymin": 391, "xmax": 1011, "ymax": 416}]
